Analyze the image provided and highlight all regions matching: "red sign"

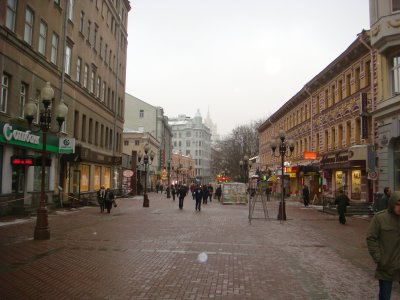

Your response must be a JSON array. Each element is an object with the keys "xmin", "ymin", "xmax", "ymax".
[
  {"xmin": 11, "ymin": 158, "xmax": 33, "ymax": 166},
  {"xmin": 304, "ymin": 152, "xmax": 317, "ymax": 160}
]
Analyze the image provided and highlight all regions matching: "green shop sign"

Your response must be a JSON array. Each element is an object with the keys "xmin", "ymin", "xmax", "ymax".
[{"xmin": 0, "ymin": 122, "xmax": 59, "ymax": 153}]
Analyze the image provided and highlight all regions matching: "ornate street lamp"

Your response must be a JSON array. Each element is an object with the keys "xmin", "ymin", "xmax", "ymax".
[
  {"xmin": 138, "ymin": 143, "xmax": 155, "ymax": 207},
  {"xmin": 24, "ymin": 82, "xmax": 68, "ymax": 240},
  {"xmin": 270, "ymin": 130, "xmax": 295, "ymax": 221}
]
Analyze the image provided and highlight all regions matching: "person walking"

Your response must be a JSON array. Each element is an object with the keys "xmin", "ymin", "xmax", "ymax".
[
  {"xmin": 216, "ymin": 185, "xmax": 222, "ymax": 202},
  {"xmin": 334, "ymin": 189, "xmax": 350, "ymax": 224},
  {"xmin": 97, "ymin": 185, "xmax": 106, "ymax": 213},
  {"xmin": 302, "ymin": 185, "xmax": 310, "ymax": 207},
  {"xmin": 104, "ymin": 188, "xmax": 115, "ymax": 214},
  {"xmin": 177, "ymin": 185, "xmax": 186, "ymax": 209},
  {"xmin": 208, "ymin": 185, "xmax": 214, "ymax": 202},
  {"xmin": 194, "ymin": 185, "xmax": 203, "ymax": 211},
  {"xmin": 202, "ymin": 185, "xmax": 209, "ymax": 204},
  {"xmin": 366, "ymin": 191, "xmax": 400, "ymax": 300},
  {"xmin": 171, "ymin": 185, "xmax": 176, "ymax": 201},
  {"xmin": 376, "ymin": 187, "xmax": 391, "ymax": 212}
]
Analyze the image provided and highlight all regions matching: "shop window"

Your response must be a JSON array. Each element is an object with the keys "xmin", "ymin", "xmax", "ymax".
[
  {"xmin": 335, "ymin": 171, "xmax": 344, "ymax": 192},
  {"xmin": 104, "ymin": 167, "xmax": 111, "ymax": 188},
  {"xmin": 351, "ymin": 170, "xmax": 361, "ymax": 200},
  {"xmin": 33, "ymin": 166, "xmax": 49, "ymax": 192},
  {"xmin": 80, "ymin": 164, "xmax": 90, "ymax": 192},
  {"xmin": 94, "ymin": 166, "xmax": 101, "ymax": 190}
]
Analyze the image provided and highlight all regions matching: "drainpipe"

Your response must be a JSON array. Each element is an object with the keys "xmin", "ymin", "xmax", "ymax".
[
  {"xmin": 357, "ymin": 31, "xmax": 375, "ymax": 113},
  {"xmin": 112, "ymin": 3, "xmax": 122, "ymax": 191},
  {"xmin": 304, "ymin": 85, "xmax": 313, "ymax": 150},
  {"xmin": 358, "ymin": 31, "xmax": 377, "ymax": 201}
]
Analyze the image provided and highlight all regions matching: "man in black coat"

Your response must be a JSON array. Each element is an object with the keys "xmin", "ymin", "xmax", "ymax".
[
  {"xmin": 177, "ymin": 185, "xmax": 187, "ymax": 209},
  {"xmin": 334, "ymin": 189, "xmax": 350, "ymax": 224}
]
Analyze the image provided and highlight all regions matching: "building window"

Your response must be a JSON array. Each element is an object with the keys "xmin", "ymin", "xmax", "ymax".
[
  {"xmin": 67, "ymin": 0, "xmax": 74, "ymax": 20},
  {"xmin": 90, "ymin": 69, "xmax": 95, "ymax": 93},
  {"xmin": 346, "ymin": 121, "xmax": 351, "ymax": 147},
  {"xmin": 38, "ymin": 21, "xmax": 47, "ymax": 55},
  {"xmin": 6, "ymin": 0, "xmax": 17, "ymax": 31},
  {"xmin": 79, "ymin": 11, "xmax": 84, "ymax": 32},
  {"xmin": 124, "ymin": 140, "xmax": 129, "ymax": 146},
  {"xmin": 96, "ymin": 76, "xmax": 101, "ymax": 98},
  {"xmin": 83, "ymin": 64, "xmax": 88, "ymax": 88},
  {"xmin": 392, "ymin": 54, "xmax": 400, "ymax": 94},
  {"xmin": 76, "ymin": 57, "xmax": 82, "ymax": 83},
  {"xmin": 139, "ymin": 109, "xmax": 144, "ymax": 118},
  {"xmin": 346, "ymin": 73, "xmax": 351, "ymax": 97},
  {"xmin": 338, "ymin": 125, "xmax": 343, "ymax": 149},
  {"xmin": 89, "ymin": 118, "xmax": 93, "ymax": 144},
  {"xmin": 102, "ymin": 81, "xmax": 106, "ymax": 101},
  {"xmin": 355, "ymin": 67, "xmax": 360, "ymax": 91},
  {"xmin": 82, "ymin": 114, "xmax": 87, "ymax": 142},
  {"xmin": 365, "ymin": 61, "xmax": 371, "ymax": 87},
  {"xmin": 87, "ymin": 20, "xmax": 91, "ymax": 43},
  {"xmin": 24, "ymin": 7, "xmax": 34, "ymax": 45},
  {"xmin": 186, "ymin": 140, "xmax": 191, "ymax": 147},
  {"xmin": 99, "ymin": 37, "xmax": 103, "ymax": 58},
  {"xmin": 51, "ymin": 33, "xmax": 59, "ymax": 64},
  {"xmin": 65, "ymin": 45, "xmax": 72, "ymax": 75},
  {"xmin": 338, "ymin": 80, "xmax": 343, "ymax": 101},
  {"xmin": 19, "ymin": 83, "xmax": 28, "ymax": 118},
  {"xmin": 95, "ymin": 122, "xmax": 99, "ymax": 145},
  {"xmin": 74, "ymin": 110, "xmax": 79, "ymax": 139},
  {"xmin": 94, "ymin": 24, "xmax": 98, "ymax": 49},
  {"xmin": 1, "ymin": 74, "xmax": 9, "ymax": 113},
  {"xmin": 135, "ymin": 140, "xmax": 140, "ymax": 146}
]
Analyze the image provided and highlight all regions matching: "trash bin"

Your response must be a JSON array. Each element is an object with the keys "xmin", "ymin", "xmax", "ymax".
[{"xmin": 373, "ymin": 192, "xmax": 384, "ymax": 212}]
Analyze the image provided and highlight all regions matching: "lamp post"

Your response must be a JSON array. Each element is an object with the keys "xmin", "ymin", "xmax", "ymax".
[
  {"xmin": 24, "ymin": 82, "xmax": 68, "ymax": 240},
  {"xmin": 138, "ymin": 143, "xmax": 155, "ymax": 207},
  {"xmin": 239, "ymin": 155, "xmax": 252, "ymax": 184},
  {"xmin": 270, "ymin": 130, "xmax": 295, "ymax": 221},
  {"xmin": 166, "ymin": 159, "xmax": 171, "ymax": 198}
]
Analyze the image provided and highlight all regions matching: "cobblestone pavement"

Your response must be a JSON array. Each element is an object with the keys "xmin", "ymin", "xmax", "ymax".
[{"xmin": 0, "ymin": 193, "xmax": 399, "ymax": 300}]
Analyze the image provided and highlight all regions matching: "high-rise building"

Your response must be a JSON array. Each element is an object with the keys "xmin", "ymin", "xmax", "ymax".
[
  {"xmin": 169, "ymin": 110, "xmax": 212, "ymax": 185},
  {"xmin": 0, "ymin": 0, "xmax": 130, "ymax": 213}
]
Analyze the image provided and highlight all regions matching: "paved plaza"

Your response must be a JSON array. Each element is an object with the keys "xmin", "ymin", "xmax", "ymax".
[{"xmin": 0, "ymin": 192, "xmax": 399, "ymax": 300}]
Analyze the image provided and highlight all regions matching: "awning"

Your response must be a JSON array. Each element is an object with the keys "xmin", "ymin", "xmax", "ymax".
[{"xmin": 267, "ymin": 175, "xmax": 278, "ymax": 182}]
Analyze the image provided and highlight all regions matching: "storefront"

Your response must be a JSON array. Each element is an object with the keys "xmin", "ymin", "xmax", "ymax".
[
  {"xmin": 0, "ymin": 121, "xmax": 63, "ymax": 212},
  {"xmin": 320, "ymin": 150, "xmax": 369, "ymax": 201},
  {"xmin": 61, "ymin": 145, "xmax": 122, "ymax": 203}
]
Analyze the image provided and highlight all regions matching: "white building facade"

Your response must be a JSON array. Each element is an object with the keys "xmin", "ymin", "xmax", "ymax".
[{"xmin": 169, "ymin": 110, "xmax": 212, "ymax": 185}]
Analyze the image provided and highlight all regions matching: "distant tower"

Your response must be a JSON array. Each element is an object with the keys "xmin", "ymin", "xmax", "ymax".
[{"xmin": 204, "ymin": 107, "xmax": 220, "ymax": 144}]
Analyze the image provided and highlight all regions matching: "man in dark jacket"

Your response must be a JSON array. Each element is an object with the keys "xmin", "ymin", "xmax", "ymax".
[
  {"xmin": 366, "ymin": 191, "xmax": 400, "ymax": 300},
  {"xmin": 215, "ymin": 185, "xmax": 222, "ymax": 202},
  {"xmin": 177, "ymin": 185, "xmax": 187, "ymax": 209},
  {"xmin": 194, "ymin": 185, "xmax": 203, "ymax": 211},
  {"xmin": 334, "ymin": 189, "xmax": 350, "ymax": 224}
]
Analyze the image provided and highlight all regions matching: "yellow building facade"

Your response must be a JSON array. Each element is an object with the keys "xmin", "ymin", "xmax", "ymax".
[{"xmin": 258, "ymin": 31, "xmax": 376, "ymax": 202}]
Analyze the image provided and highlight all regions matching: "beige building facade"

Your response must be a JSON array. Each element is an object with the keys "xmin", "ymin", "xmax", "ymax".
[
  {"xmin": 369, "ymin": 0, "xmax": 400, "ymax": 194},
  {"xmin": 0, "ymin": 0, "xmax": 130, "ymax": 213},
  {"xmin": 258, "ymin": 31, "xmax": 376, "ymax": 202}
]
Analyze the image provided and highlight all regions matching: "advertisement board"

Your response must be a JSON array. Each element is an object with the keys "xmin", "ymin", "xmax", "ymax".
[{"xmin": 222, "ymin": 182, "xmax": 247, "ymax": 204}]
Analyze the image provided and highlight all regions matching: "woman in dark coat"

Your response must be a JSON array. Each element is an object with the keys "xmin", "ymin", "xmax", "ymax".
[
  {"xmin": 202, "ymin": 185, "xmax": 209, "ymax": 204},
  {"xmin": 302, "ymin": 185, "xmax": 310, "ymax": 207},
  {"xmin": 104, "ymin": 188, "xmax": 114, "ymax": 214},
  {"xmin": 177, "ymin": 185, "xmax": 186, "ymax": 209}
]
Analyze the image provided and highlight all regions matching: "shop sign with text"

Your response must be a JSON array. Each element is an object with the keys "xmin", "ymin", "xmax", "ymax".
[{"xmin": 0, "ymin": 122, "xmax": 59, "ymax": 153}]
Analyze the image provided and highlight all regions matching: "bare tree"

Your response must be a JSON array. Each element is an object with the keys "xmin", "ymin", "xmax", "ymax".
[{"xmin": 210, "ymin": 119, "xmax": 262, "ymax": 182}]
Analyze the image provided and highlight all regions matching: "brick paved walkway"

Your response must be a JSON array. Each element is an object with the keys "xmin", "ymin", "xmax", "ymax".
[{"xmin": 0, "ymin": 193, "xmax": 398, "ymax": 299}]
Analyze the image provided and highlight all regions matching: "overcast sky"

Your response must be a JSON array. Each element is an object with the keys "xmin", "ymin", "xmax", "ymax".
[{"xmin": 126, "ymin": 1, "xmax": 370, "ymax": 136}]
